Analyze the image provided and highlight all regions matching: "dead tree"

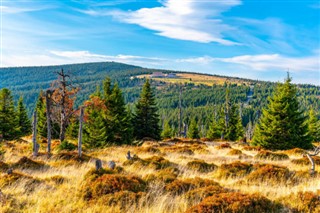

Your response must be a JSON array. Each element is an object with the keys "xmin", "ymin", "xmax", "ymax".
[
  {"xmin": 51, "ymin": 69, "xmax": 79, "ymax": 142},
  {"xmin": 78, "ymin": 107, "xmax": 84, "ymax": 158},
  {"xmin": 178, "ymin": 84, "xmax": 183, "ymax": 137},
  {"xmin": 32, "ymin": 111, "xmax": 39, "ymax": 157},
  {"xmin": 304, "ymin": 146, "xmax": 320, "ymax": 175}
]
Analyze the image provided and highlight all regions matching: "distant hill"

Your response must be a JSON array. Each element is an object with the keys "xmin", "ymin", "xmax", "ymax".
[{"xmin": 1, "ymin": 61, "xmax": 319, "ymax": 131}]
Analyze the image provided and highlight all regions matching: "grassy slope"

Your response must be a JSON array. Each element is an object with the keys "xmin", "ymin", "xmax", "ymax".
[{"xmin": 0, "ymin": 138, "xmax": 319, "ymax": 213}]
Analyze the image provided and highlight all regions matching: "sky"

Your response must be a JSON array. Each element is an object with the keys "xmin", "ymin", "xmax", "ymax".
[{"xmin": 0, "ymin": 0, "xmax": 319, "ymax": 85}]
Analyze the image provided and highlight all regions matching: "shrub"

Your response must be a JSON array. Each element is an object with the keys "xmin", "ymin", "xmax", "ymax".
[
  {"xmin": 227, "ymin": 149, "xmax": 242, "ymax": 155},
  {"xmin": 184, "ymin": 185, "xmax": 228, "ymax": 202},
  {"xmin": 165, "ymin": 177, "xmax": 220, "ymax": 195},
  {"xmin": 136, "ymin": 146, "xmax": 160, "ymax": 154},
  {"xmin": 0, "ymin": 161, "xmax": 9, "ymax": 172},
  {"xmin": 57, "ymin": 140, "xmax": 77, "ymax": 151},
  {"xmin": 242, "ymin": 146, "xmax": 262, "ymax": 151},
  {"xmin": 186, "ymin": 160, "xmax": 217, "ymax": 173},
  {"xmin": 123, "ymin": 155, "xmax": 173, "ymax": 170},
  {"xmin": 52, "ymin": 152, "xmax": 91, "ymax": 165},
  {"xmin": 97, "ymin": 191, "xmax": 146, "ymax": 211},
  {"xmin": 162, "ymin": 146, "xmax": 194, "ymax": 155},
  {"xmin": 254, "ymin": 151, "xmax": 289, "ymax": 161},
  {"xmin": 186, "ymin": 192, "xmax": 281, "ymax": 213},
  {"xmin": 144, "ymin": 167, "xmax": 179, "ymax": 183},
  {"xmin": 279, "ymin": 191, "xmax": 320, "ymax": 213},
  {"xmin": 245, "ymin": 164, "xmax": 293, "ymax": 185},
  {"xmin": 216, "ymin": 143, "xmax": 231, "ymax": 149},
  {"xmin": 45, "ymin": 175, "xmax": 65, "ymax": 185},
  {"xmin": 215, "ymin": 161, "xmax": 253, "ymax": 179},
  {"xmin": 81, "ymin": 174, "xmax": 147, "ymax": 200},
  {"xmin": 291, "ymin": 156, "xmax": 320, "ymax": 165},
  {"xmin": 12, "ymin": 156, "xmax": 47, "ymax": 170},
  {"xmin": 0, "ymin": 172, "xmax": 42, "ymax": 192},
  {"xmin": 282, "ymin": 148, "xmax": 306, "ymax": 156}
]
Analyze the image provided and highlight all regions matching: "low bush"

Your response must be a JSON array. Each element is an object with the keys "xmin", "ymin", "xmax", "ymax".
[
  {"xmin": 245, "ymin": 164, "xmax": 293, "ymax": 185},
  {"xmin": 186, "ymin": 160, "xmax": 217, "ymax": 173},
  {"xmin": 184, "ymin": 185, "xmax": 228, "ymax": 202},
  {"xmin": 215, "ymin": 161, "xmax": 253, "ymax": 179},
  {"xmin": 144, "ymin": 167, "xmax": 179, "ymax": 183},
  {"xmin": 279, "ymin": 191, "xmax": 320, "ymax": 213},
  {"xmin": 254, "ymin": 151, "xmax": 289, "ymax": 161},
  {"xmin": 81, "ymin": 174, "xmax": 147, "ymax": 200},
  {"xmin": 291, "ymin": 156, "xmax": 320, "ymax": 165},
  {"xmin": 45, "ymin": 175, "xmax": 65, "ymax": 185},
  {"xmin": 282, "ymin": 148, "xmax": 306, "ymax": 156},
  {"xmin": 123, "ymin": 155, "xmax": 173, "ymax": 170},
  {"xmin": 57, "ymin": 140, "xmax": 77, "ymax": 151},
  {"xmin": 227, "ymin": 149, "xmax": 242, "ymax": 155},
  {"xmin": 216, "ymin": 143, "xmax": 231, "ymax": 149},
  {"xmin": 242, "ymin": 146, "xmax": 262, "ymax": 151},
  {"xmin": 0, "ymin": 161, "xmax": 9, "ymax": 172},
  {"xmin": 136, "ymin": 146, "xmax": 161, "ymax": 154},
  {"xmin": 165, "ymin": 177, "xmax": 220, "ymax": 195},
  {"xmin": 186, "ymin": 192, "xmax": 282, "ymax": 213},
  {"xmin": 12, "ymin": 156, "xmax": 47, "ymax": 170}
]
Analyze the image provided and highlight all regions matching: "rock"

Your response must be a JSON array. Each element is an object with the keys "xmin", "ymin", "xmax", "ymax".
[{"xmin": 107, "ymin": 161, "xmax": 116, "ymax": 170}]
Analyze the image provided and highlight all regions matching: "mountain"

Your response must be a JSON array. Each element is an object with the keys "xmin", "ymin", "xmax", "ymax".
[{"xmin": 1, "ymin": 61, "xmax": 319, "ymax": 133}]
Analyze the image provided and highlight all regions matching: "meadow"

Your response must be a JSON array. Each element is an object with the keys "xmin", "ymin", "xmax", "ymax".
[{"xmin": 0, "ymin": 138, "xmax": 319, "ymax": 213}]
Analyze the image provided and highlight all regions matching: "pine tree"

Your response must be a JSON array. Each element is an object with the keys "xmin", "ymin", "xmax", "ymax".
[
  {"xmin": 17, "ymin": 96, "xmax": 32, "ymax": 136},
  {"xmin": 225, "ymin": 105, "xmax": 244, "ymax": 141},
  {"xmin": 66, "ymin": 116, "xmax": 79, "ymax": 139},
  {"xmin": 207, "ymin": 114, "xmax": 221, "ymax": 140},
  {"xmin": 187, "ymin": 118, "xmax": 200, "ymax": 139},
  {"xmin": 36, "ymin": 92, "xmax": 48, "ymax": 138},
  {"xmin": 253, "ymin": 75, "xmax": 312, "ymax": 150},
  {"xmin": 83, "ymin": 96, "xmax": 108, "ymax": 148},
  {"xmin": 161, "ymin": 120, "xmax": 172, "ymax": 139},
  {"xmin": 0, "ymin": 88, "xmax": 19, "ymax": 139},
  {"xmin": 308, "ymin": 108, "xmax": 320, "ymax": 142},
  {"xmin": 133, "ymin": 79, "xmax": 161, "ymax": 140}
]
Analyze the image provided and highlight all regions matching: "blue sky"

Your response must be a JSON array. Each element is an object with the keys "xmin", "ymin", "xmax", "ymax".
[{"xmin": 1, "ymin": 0, "xmax": 319, "ymax": 84}]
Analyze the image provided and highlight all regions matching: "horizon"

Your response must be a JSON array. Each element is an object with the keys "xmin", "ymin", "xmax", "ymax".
[{"xmin": 1, "ymin": 0, "xmax": 319, "ymax": 85}]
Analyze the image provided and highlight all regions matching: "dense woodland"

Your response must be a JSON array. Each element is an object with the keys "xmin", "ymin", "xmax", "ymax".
[{"xmin": 0, "ymin": 62, "xmax": 319, "ymax": 148}]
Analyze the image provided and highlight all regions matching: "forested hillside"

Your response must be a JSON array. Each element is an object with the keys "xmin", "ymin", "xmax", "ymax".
[{"xmin": 1, "ymin": 62, "xmax": 319, "ymax": 137}]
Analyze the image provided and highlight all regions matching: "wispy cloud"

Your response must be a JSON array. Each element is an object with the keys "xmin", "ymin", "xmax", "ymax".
[
  {"xmin": 81, "ymin": 0, "xmax": 242, "ymax": 45},
  {"xmin": 0, "ymin": 5, "xmax": 53, "ymax": 14}
]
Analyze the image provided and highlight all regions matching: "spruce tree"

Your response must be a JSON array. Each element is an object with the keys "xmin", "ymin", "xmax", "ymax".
[
  {"xmin": 133, "ymin": 79, "xmax": 161, "ymax": 140},
  {"xmin": 0, "ymin": 88, "xmax": 18, "ymax": 139},
  {"xmin": 308, "ymin": 109, "xmax": 320, "ymax": 142},
  {"xmin": 226, "ymin": 105, "xmax": 244, "ymax": 141},
  {"xmin": 187, "ymin": 118, "xmax": 200, "ymax": 139},
  {"xmin": 161, "ymin": 120, "xmax": 172, "ymax": 139},
  {"xmin": 253, "ymin": 75, "xmax": 312, "ymax": 150},
  {"xmin": 207, "ymin": 114, "xmax": 221, "ymax": 140},
  {"xmin": 17, "ymin": 96, "xmax": 32, "ymax": 136},
  {"xmin": 36, "ymin": 92, "xmax": 48, "ymax": 138}
]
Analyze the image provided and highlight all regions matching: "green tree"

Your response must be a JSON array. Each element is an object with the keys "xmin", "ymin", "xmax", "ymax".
[
  {"xmin": 308, "ymin": 108, "xmax": 320, "ymax": 142},
  {"xmin": 0, "ymin": 88, "xmax": 18, "ymax": 139},
  {"xmin": 253, "ymin": 75, "xmax": 312, "ymax": 150},
  {"xmin": 17, "ymin": 96, "xmax": 32, "ymax": 136},
  {"xmin": 207, "ymin": 114, "xmax": 221, "ymax": 140},
  {"xmin": 161, "ymin": 120, "xmax": 172, "ymax": 139},
  {"xmin": 187, "ymin": 118, "xmax": 200, "ymax": 139},
  {"xmin": 83, "ymin": 96, "xmax": 108, "ymax": 148},
  {"xmin": 36, "ymin": 92, "xmax": 48, "ymax": 138},
  {"xmin": 133, "ymin": 79, "xmax": 161, "ymax": 140},
  {"xmin": 226, "ymin": 105, "xmax": 244, "ymax": 141}
]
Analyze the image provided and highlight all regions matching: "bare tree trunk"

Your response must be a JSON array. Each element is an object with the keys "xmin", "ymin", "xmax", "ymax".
[
  {"xmin": 306, "ymin": 153, "xmax": 315, "ymax": 175},
  {"xmin": 46, "ymin": 90, "xmax": 52, "ymax": 154},
  {"xmin": 78, "ymin": 107, "xmax": 84, "ymax": 158},
  {"xmin": 178, "ymin": 84, "xmax": 182, "ymax": 137},
  {"xmin": 32, "ymin": 111, "xmax": 38, "ymax": 157}
]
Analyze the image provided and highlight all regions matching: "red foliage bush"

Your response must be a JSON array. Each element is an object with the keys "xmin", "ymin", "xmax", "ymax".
[
  {"xmin": 81, "ymin": 174, "xmax": 146, "ymax": 200},
  {"xmin": 215, "ymin": 161, "xmax": 253, "ymax": 179},
  {"xmin": 254, "ymin": 151, "xmax": 289, "ymax": 161},
  {"xmin": 186, "ymin": 160, "xmax": 217, "ymax": 173},
  {"xmin": 186, "ymin": 192, "xmax": 281, "ymax": 213},
  {"xmin": 216, "ymin": 143, "xmax": 231, "ymax": 149}
]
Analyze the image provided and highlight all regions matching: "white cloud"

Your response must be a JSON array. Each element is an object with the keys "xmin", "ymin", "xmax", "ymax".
[
  {"xmin": 0, "ymin": 5, "xmax": 52, "ymax": 14},
  {"xmin": 87, "ymin": 0, "xmax": 242, "ymax": 45}
]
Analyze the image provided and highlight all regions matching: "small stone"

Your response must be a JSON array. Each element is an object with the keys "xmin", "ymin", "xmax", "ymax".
[{"xmin": 107, "ymin": 161, "xmax": 116, "ymax": 170}]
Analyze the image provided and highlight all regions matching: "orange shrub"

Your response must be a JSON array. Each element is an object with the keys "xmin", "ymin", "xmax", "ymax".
[
  {"xmin": 227, "ymin": 149, "xmax": 242, "ymax": 155},
  {"xmin": 279, "ymin": 191, "xmax": 320, "ymax": 212},
  {"xmin": 186, "ymin": 192, "xmax": 281, "ymax": 213},
  {"xmin": 215, "ymin": 161, "xmax": 253, "ymax": 179},
  {"xmin": 81, "ymin": 174, "xmax": 147, "ymax": 200},
  {"xmin": 242, "ymin": 146, "xmax": 262, "ymax": 151},
  {"xmin": 216, "ymin": 143, "xmax": 231, "ymax": 149},
  {"xmin": 165, "ymin": 177, "xmax": 220, "ymax": 195},
  {"xmin": 254, "ymin": 151, "xmax": 289, "ymax": 161},
  {"xmin": 144, "ymin": 167, "xmax": 179, "ymax": 183},
  {"xmin": 12, "ymin": 156, "xmax": 47, "ymax": 170},
  {"xmin": 97, "ymin": 191, "xmax": 146, "ymax": 210},
  {"xmin": 0, "ymin": 161, "xmax": 9, "ymax": 172},
  {"xmin": 291, "ymin": 156, "xmax": 320, "ymax": 165},
  {"xmin": 186, "ymin": 160, "xmax": 217, "ymax": 173},
  {"xmin": 282, "ymin": 148, "xmax": 306, "ymax": 156},
  {"xmin": 245, "ymin": 164, "xmax": 293, "ymax": 185},
  {"xmin": 184, "ymin": 185, "xmax": 228, "ymax": 202},
  {"xmin": 123, "ymin": 155, "xmax": 173, "ymax": 170}
]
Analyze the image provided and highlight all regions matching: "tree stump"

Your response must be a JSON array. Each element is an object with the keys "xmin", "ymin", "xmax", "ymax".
[
  {"xmin": 107, "ymin": 161, "xmax": 116, "ymax": 170},
  {"xmin": 126, "ymin": 151, "xmax": 132, "ymax": 160},
  {"xmin": 95, "ymin": 159, "xmax": 102, "ymax": 170}
]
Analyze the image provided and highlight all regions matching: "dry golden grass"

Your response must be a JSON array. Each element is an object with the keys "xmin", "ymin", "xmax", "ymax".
[{"xmin": 0, "ymin": 138, "xmax": 319, "ymax": 212}]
